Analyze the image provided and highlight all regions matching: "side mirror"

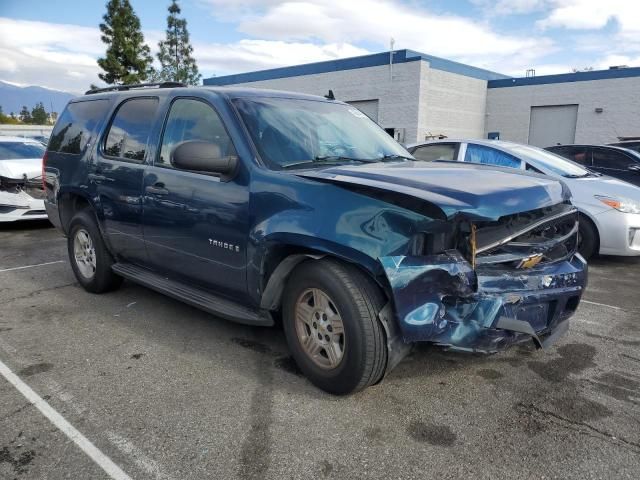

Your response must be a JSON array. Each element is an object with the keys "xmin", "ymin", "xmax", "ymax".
[{"xmin": 172, "ymin": 141, "xmax": 238, "ymax": 179}]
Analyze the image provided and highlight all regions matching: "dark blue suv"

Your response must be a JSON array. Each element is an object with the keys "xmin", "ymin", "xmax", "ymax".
[{"xmin": 44, "ymin": 84, "xmax": 587, "ymax": 394}]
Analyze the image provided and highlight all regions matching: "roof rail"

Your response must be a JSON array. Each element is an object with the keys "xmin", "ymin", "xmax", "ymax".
[{"xmin": 85, "ymin": 82, "xmax": 187, "ymax": 95}]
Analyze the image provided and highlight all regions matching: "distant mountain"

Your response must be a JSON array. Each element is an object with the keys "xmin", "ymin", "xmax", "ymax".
[{"xmin": 0, "ymin": 81, "xmax": 76, "ymax": 115}]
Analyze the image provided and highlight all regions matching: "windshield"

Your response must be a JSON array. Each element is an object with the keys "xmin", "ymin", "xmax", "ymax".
[
  {"xmin": 0, "ymin": 141, "xmax": 46, "ymax": 160},
  {"xmin": 233, "ymin": 97, "xmax": 411, "ymax": 169},
  {"xmin": 506, "ymin": 144, "xmax": 591, "ymax": 177}
]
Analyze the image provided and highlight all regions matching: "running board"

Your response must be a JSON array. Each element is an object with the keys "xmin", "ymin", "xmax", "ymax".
[{"xmin": 112, "ymin": 263, "xmax": 272, "ymax": 326}]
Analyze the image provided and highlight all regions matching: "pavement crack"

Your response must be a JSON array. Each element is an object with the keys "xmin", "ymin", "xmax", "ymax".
[
  {"xmin": 2, "ymin": 282, "xmax": 77, "ymax": 303},
  {"xmin": 521, "ymin": 403, "xmax": 640, "ymax": 454},
  {"xmin": 0, "ymin": 402, "xmax": 33, "ymax": 421}
]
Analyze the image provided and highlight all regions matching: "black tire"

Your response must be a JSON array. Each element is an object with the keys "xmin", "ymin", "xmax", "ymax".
[
  {"xmin": 578, "ymin": 214, "xmax": 599, "ymax": 260},
  {"xmin": 282, "ymin": 258, "xmax": 387, "ymax": 395},
  {"xmin": 67, "ymin": 209, "xmax": 122, "ymax": 293}
]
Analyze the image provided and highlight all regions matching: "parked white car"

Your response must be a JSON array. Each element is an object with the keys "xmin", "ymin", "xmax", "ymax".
[
  {"xmin": 0, "ymin": 136, "xmax": 48, "ymax": 222},
  {"xmin": 407, "ymin": 139, "xmax": 640, "ymax": 258}
]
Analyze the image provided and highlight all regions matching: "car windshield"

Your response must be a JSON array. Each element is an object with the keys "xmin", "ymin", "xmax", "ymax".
[
  {"xmin": 0, "ymin": 141, "xmax": 46, "ymax": 160},
  {"xmin": 506, "ymin": 144, "xmax": 591, "ymax": 177},
  {"xmin": 233, "ymin": 97, "xmax": 412, "ymax": 169}
]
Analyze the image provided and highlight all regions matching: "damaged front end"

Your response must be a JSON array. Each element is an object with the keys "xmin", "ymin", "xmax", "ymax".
[
  {"xmin": 381, "ymin": 203, "xmax": 587, "ymax": 352},
  {"xmin": 0, "ymin": 174, "xmax": 48, "ymax": 222}
]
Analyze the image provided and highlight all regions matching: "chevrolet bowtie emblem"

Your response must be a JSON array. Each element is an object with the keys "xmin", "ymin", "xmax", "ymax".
[{"xmin": 517, "ymin": 254, "xmax": 544, "ymax": 269}]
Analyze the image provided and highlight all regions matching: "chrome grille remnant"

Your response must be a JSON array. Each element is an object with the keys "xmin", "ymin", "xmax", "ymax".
[{"xmin": 473, "ymin": 204, "xmax": 579, "ymax": 268}]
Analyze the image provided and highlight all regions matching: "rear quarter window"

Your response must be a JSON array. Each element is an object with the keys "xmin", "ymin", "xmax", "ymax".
[{"xmin": 48, "ymin": 100, "xmax": 110, "ymax": 155}]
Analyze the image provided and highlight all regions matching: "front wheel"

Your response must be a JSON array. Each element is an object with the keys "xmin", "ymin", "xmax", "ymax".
[
  {"xmin": 282, "ymin": 259, "xmax": 388, "ymax": 395},
  {"xmin": 578, "ymin": 215, "xmax": 599, "ymax": 260},
  {"xmin": 67, "ymin": 209, "xmax": 122, "ymax": 293}
]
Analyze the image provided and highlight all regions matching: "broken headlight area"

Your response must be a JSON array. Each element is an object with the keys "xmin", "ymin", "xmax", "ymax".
[
  {"xmin": 0, "ymin": 175, "xmax": 46, "ymax": 204},
  {"xmin": 380, "ymin": 204, "xmax": 586, "ymax": 352}
]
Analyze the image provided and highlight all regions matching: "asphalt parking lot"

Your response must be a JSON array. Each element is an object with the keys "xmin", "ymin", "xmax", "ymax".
[{"xmin": 1, "ymin": 221, "xmax": 639, "ymax": 480}]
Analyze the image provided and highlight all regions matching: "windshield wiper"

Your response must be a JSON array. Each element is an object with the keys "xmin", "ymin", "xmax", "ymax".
[
  {"xmin": 378, "ymin": 154, "xmax": 415, "ymax": 162},
  {"xmin": 281, "ymin": 156, "xmax": 376, "ymax": 169}
]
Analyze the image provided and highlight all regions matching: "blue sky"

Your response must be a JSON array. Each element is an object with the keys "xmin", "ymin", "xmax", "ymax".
[{"xmin": 0, "ymin": 0, "xmax": 638, "ymax": 92}]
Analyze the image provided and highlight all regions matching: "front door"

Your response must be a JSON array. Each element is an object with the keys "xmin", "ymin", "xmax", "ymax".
[
  {"xmin": 142, "ymin": 97, "xmax": 249, "ymax": 299},
  {"xmin": 92, "ymin": 96, "xmax": 159, "ymax": 264}
]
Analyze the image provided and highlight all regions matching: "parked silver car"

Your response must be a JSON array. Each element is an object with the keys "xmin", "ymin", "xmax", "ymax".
[
  {"xmin": 0, "ymin": 136, "xmax": 48, "ymax": 222},
  {"xmin": 407, "ymin": 139, "xmax": 640, "ymax": 258}
]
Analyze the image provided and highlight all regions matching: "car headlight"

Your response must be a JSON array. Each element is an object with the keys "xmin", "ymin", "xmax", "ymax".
[{"xmin": 595, "ymin": 195, "xmax": 640, "ymax": 214}]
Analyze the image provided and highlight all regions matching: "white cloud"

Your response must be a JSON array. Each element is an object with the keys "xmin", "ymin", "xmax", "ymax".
[
  {"xmin": 471, "ymin": 0, "xmax": 550, "ymax": 15},
  {"xmin": 537, "ymin": 0, "xmax": 640, "ymax": 43},
  {"xmin": 196, "ymin": 39, "xmax": 369, "ymax": 77},
  {"xmin": 220, "ymin": 0, "xmax": 551, "ymax": 62}
]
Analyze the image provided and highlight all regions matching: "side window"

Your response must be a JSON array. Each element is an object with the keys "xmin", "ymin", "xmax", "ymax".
[
  {"xmin": 412, "ymin": 144, "xmax": 457, "ymax": 162},
  {"xmin": 592, "ymin": 148, "xmax": 632, "ymax": 170},
  {"xmin": 104, "ymin": 98, "xmax": 159, "ymax": 162},
  {"xmin": 48, "ymin": 100, "xmax": 110, "ymax": 154},
  {"xmin": 158, "ymin": 98, "xmax": 235, "ymax": 168},
  {"xmin": 464, "ymin": 144, "xmax": 521, "ymax": 169},
  {"xmin": 560, "ymin": 146, "xmax": 591, "ymax": 166}
]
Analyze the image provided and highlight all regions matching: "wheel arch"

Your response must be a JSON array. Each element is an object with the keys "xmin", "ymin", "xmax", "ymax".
[{"xmin": 258, "ymin": 243, "xmax": 390, "ymax": 312}]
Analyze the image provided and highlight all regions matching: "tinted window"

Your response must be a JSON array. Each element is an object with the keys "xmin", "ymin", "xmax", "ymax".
[
  {"xmin": 48, "ymin": 100, "xmax": 109, "ymax": 154},
  {"xmin": 592, "ymin": 148, "xmax": 633, "ymax": 170},
  {"xmin": 0, "ymin": 142, "xmax": 46, "ymax": 160},
  {"xmin": 104, "ymin": 98, "xmax": 159, "ymax": 162},
  {"xmin": 412, "ymin": 144, "xmax": 456, "ymax": 162},
  {"xmin": 464, "ymin": 144, "xmax": 521, "ymax": 169},
  {"xmin": 553, "ymin": 146, "xmax": 591, "ymax": 166},
  {"xmin": 158, "ymin": 98, "xmax": 235, "ymax": 168}
]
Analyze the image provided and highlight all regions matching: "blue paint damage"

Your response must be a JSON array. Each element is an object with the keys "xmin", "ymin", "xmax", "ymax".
[{"xmin": 380, "ymin": 251, "xmax": 587, "ymax": 352}]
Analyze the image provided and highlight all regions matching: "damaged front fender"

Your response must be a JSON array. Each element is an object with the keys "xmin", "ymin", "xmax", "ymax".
[{"xmin": 380, "ymin": 251, "xmax": 587, "ymax": 352}]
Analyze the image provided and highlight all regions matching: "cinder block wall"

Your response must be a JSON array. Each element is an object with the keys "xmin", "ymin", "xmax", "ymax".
[
  {"xmin": 485, "ymin": 77, "xmax": 640, "ymax": 144},
  {"xmin": 417, "ymin": 62, "xmax": 488, "ymax": 142}
]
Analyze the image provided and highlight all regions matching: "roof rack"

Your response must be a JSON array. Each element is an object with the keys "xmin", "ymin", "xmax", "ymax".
[{"xmin": 85, "ymin": 82, "xmax": 187, "ymax": 95}]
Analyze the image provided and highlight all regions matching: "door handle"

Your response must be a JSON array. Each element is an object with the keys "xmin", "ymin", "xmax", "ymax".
[{"xmin": 145, "ymin": 183, "xmax": 169, "ymax": 195}]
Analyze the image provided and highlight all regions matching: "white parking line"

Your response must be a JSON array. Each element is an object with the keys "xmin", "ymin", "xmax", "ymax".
[
  {"xmin": 0, "ymin": 260, "xmax": 64, "ymax": 273},
  {"xmin": 0, "ymin": 358, "xmax": 132, "ymax": 480},
  {"xmin": 581, "ymin": 299, "xmax": 623, "ymax": 311}
]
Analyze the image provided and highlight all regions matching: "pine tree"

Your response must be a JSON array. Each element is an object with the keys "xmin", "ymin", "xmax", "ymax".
[
  {"xmin": 31, "ymin": 102, "xmax": 48, "ymax": 125},
  {"xmin": 19, "ymin": 106, "xmax": 32, "ymax": 124},
  {"xmin": 97, "ymin": 0, "xmax": 153, "ymax": 85},
  {"xmin": 155, "ymin": 0, "xmax": 201, "ymax": 85}
]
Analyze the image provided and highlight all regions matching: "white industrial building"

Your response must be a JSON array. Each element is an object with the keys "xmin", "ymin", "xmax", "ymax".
[{"xmin": 204, "ymin": 49, "xmax": 640, "ymax": 147}]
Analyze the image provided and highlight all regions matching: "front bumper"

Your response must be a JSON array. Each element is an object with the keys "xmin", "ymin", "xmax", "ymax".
[
  {"xmin": 596, "ymin": 210, "xmax": 640, "ymax": 256},
  {"xmin": 0, "ymin": 191, "xmax": 48, "ymax": 223},
  {"xmin": 380, "ymin": 251, "xmax": 587, "ymax": 352}
]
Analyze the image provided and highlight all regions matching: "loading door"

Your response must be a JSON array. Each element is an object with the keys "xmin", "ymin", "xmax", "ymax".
[
  {"xmin": 347, "ymin": 100, "xmax": 380, "ymax": 122},
  {"xmin": 528, "ymin": 104, "xmax": 578, "ymax": 147}
]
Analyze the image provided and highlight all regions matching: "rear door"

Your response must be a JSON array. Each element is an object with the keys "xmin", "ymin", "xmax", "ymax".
[
  {"xmin": 142, "ymin": 96, "xmax": 249, "ymax": 299},
  {"xmin": 591, "ymin": 147, "xmax": 639, "ymax": 184},
  {"xmin": 92, "ymin": 96, "xmax": 160, "ymax": 264}
]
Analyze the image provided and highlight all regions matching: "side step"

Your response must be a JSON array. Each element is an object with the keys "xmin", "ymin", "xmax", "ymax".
[{"xmin": 112, "ymin": 263, "xmax": 272, "ymax": 326}]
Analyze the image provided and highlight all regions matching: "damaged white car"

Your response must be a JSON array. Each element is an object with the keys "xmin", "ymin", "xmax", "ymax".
[{"xmin": 0, "ymin": 136, "xmax": 48, "ymax": 222}]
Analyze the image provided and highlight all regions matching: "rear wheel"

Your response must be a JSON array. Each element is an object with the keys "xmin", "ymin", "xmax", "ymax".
[
  {"xmin": 68, "ymin": 209, "xmax": 122, "ymax": 293},
  {"xmin": 578, "ymin": 214, "xmax": 599, "ymax": 260},
  {"xmin": 282, "ymin": 259, "xmax": 387, "ymax": 395}
]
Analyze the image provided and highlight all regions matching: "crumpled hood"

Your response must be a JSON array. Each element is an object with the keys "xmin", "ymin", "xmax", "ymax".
[
  {"xmin": 297, "ymin": 161, "xmax": 569, "ymax": 221},
  {"xmin": 0, "ymin": 158, "xmax": 42, "ymax": 181}
]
